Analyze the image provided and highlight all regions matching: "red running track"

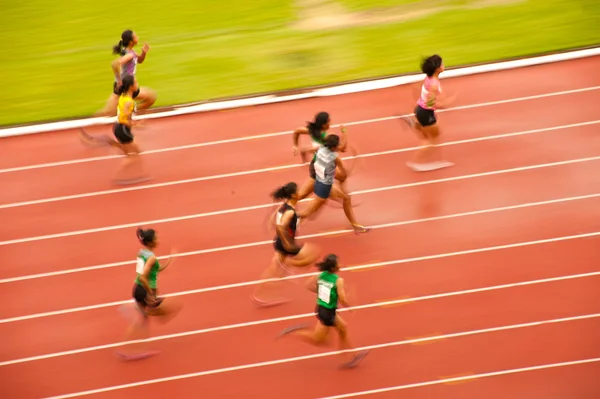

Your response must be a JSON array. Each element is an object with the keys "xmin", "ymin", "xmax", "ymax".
[{"xmin": 1, "ymin": 56, "xmax": 600, "ymax": 398}]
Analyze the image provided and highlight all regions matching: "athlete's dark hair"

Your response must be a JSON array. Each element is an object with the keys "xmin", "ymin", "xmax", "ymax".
[
  {"xmin": 307, "ymin": 112, "xmax": 330, "ymax": 141},
  {"xmin": 272, "ymin": 182, "xmax": 297, "ymax": 201},
  {"xmin": 324, "ymin": 134, "xmax": 340, "ymax": 150},
  {"xmin": 421, "ymin": 55, "xmax": 443, "ymax": 77},
  {"xmin": 317, "ymin": 254, "xmax": 338, "ymax": 272},
  {"xmin": 136, "ymin": 227, "xmax": 156, "ymax": 246},
  {"xmin": 120, "ymin": 75, "xmax": 135, "ymax": 94},
  {"xmin": 113, "ymin": 30, "xmax": 134, "ymax": 55}
]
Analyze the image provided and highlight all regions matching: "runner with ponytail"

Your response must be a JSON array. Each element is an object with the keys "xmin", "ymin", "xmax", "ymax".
[
  {"xmin": 252, "ymin": 182, "xmax": 320, "ymax": 307},
  {"xmin": 115, "ymin": 227, "xmax": 181, "ymax": 360}
]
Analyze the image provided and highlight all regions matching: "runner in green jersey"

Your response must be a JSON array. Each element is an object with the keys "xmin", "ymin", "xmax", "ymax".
[
  {"xmin": 116, "ymin": 227, "xmax": 181, "ymax": 361},
  {"xmin": 279, "ymin": 254, "xmax": 369, "ymax": 368}
]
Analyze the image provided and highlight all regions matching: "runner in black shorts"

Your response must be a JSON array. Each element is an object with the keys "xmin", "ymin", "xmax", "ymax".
[
  {"xmin": 116, "ymin": 227, "xmax": 181, "ymax": 361},
  {"xmin": 108, "ymin": 75, "xmax": 150, "ymax": 184},
  {"xmin": 400, "ymin": 54, "xmax": 456, "ymax": 172},
  {"xmin": 252, "ymin": 182, "xmax": 320, "ymax": 307},
  {"xmin": 279, "ymin": 254, "xmax": 369, "ymax": 368}
]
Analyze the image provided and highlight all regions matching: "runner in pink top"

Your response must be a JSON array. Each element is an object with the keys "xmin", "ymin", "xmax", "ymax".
[{"xmin": 401, "ymin": 54, "xmax": 456, "ymax": 172}]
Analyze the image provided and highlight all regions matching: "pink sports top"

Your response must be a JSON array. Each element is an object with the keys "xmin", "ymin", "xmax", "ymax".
[{"xmin": 417, "ymin": 76, "xmax": 442, "ymax": 110}]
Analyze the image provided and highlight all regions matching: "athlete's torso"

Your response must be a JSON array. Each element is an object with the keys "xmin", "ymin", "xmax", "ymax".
[
  {"xmin": 417, "ymin": 77, "xmax": 442, "ymax": 110},
  {"xmin": 117, "ymin": 94, "xmax": 134, "ymax": 125},
  {"xmin": 313, "ymin": 146, "xmax": 338, "ymax": 185},
  {"xmin": 135, "ymin": 248, "xmax": 160, "ymax": 289},
  {"xmin": 316, "ymin": 271, "xmax": 339, "ymax": 309},
  {"xmin": 311, "ymin": 130, "xmax": 327, "ymax": 149},
  {"xmin": 275, "ymin": 203, "xmax": 299, "ymax": 240},
  {"xmin": 118, "ymin": 49, "xmax": 138, "ymax": 80}
]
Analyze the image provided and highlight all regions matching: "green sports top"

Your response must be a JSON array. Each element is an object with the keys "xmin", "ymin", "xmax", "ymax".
[
  {"xmin": 311, "ymin": 131, "xmax": 327, "ymax": 162},
  {"xmin": 134, "ymin": 248, "xmax": 160, "ymax": 289},
  {"xmin": 316, "ymin": 271, "xmax": 339, "ymax": 309}
]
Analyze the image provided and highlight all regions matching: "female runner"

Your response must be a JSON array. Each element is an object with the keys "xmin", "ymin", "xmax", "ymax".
[
  {"xmin": 116, "ymin": 227, "xmax": 182, "ymax": 360},
  {"xmin": 292, "ymin": 111, "xmax": 347, "ymax": 163},
  {"xmin": 102, "ymin": 74, "xmax": 150, "ymax": 184},
  {"xmin": 298, "ymin": 134, "xmax": 370, "ymax": 234},
  {"xmin": 292, "ymin": 112, "xmax": 350, "ymax": 202},
  {"xmin": 96, "ymin": 29, "xmax": 157, "ymax": 117},
  {"xmin": 279, "ymin": 254, "xmax": 369, "ymax": 368},
  {"xmin": 252, "ymin": 182, "xmax": 321, "ymax": 307},
  {"xmin": 401, "ymin": 54, "xmax": 456, "ymax": 172}
]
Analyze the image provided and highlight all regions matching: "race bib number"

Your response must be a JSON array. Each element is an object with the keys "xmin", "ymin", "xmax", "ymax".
[
  {"xmin": 135, "ymin": 257, "xmax": 145, "ymax": 274},
  {"xmin": 318, "ymin": 284, "xmax": 331, "ymax": 303},
  {"xmin": 314, "ymin": 162, "xmax": 325, "ymax": 180},
  {"xmin": 275, "ymin": 211, "xmax": 283, "ymax": 226}
]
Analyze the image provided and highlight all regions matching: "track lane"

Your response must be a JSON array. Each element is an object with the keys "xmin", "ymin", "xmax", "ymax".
[
  {"xmin": 329, "ymin": 361, "xmax": 600, "ymax": 399},
  {"xmin": 3, "ymin": 117, "xmax": 600, "ymax": 238},
  {"xmin": 83, "ymin": 317, "xmax": 600, "ymax": 399},
  {"xmin": 7, "ymin": 306, "xmax": 598, "ymax": 399},
  {"xmin": 1, "ymin": 89, "xmax": 599, "ymax": 206},
  {"xmin": 2, "ymin": 155, "xmax": 600, "ymax": 279},
  {"xmin": 0, "ymin": 56, "xmax": 598, "ymax": 170},
  {"xmin": 1, "ymin": 228, "xmax": 598, "ymax": 362},
  {"xmin": 0, "ymin": 191, "xmax": 600, "ymax": 319}
]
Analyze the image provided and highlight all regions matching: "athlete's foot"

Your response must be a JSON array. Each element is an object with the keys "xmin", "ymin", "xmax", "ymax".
[
  {"xmin": 114, "ymin": 350, "xmax": 159, "ymax": 361},
  {"xmin": 406, "ymin": 160, "xmax": 454, "ymax": 172},
  {"xmin": 278, "ymin": 324, "xmax": 308, "ymax": 338},
  {"xmin": 352, "ymin": 224, "xmax": 372, "ymax": 235},
  {"xmin": 341, "ymin": 350, "xmax": 370, "ymax": 369},
  {"xmin": 250, "ymin": 294, "xmax": 290, "ymax": 308},
  {"xmin": 79, "ymin": 128, "xmax": 113, "ymax": 148},
  {"xmin": 113, "ymin": 175, "xmax": 152, "ymax": 185}
]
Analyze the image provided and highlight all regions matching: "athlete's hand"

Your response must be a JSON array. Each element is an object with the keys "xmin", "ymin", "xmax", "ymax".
[
  {"xmin": 142, "ymin": 43, "xmax": 150, "ymax": 53},
  {"xmin": 146, "ymin": 295, "xmax": 158, "ymax": 305},
  {"xmin": 292, "ymin": 146, "xmax": 298, "ymax": 156}
]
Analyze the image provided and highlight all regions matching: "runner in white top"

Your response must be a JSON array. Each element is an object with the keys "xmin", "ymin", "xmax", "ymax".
[
  {"xmin": 298, "ymin": 134, "xmax": 371, "ymax": 235},
  {"xmin": 400, "ymin": 54, "xmax": 456, "ymax": 172}
]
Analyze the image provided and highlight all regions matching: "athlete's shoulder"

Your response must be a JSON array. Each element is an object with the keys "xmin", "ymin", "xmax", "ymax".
[{"xmin": 138, "ymin": 248, "xmax": 154, "ymax": 258}]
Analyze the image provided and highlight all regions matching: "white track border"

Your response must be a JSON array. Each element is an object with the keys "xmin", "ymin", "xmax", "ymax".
[{"xmin": 2, "ymin": 47, "xmax": 599, "ymax": 138}]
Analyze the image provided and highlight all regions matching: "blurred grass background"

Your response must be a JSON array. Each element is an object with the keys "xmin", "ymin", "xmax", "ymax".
[{"xmin": 1, "ymin": 0, "xmax": 599, "ymax": 126}]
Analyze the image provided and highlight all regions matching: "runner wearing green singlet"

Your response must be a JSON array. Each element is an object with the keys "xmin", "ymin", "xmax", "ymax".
[
  {"xmin": 279, "ymin": 254, "xmax": 370, "ymax": 368},
  {"xmin": 292, "ymin": 111, "xmax": 350, "ymax": 202},
  {"xmin": 115, "ymin": 227, "xmax": 182, "ymax": 361}
]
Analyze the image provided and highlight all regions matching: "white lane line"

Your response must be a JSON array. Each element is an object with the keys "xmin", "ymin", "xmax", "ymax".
[
  {"xmin": 3, "ymin": 153, "xmax": 600, "ymax": 247},
  {"xmin": 2, "ymin": 119, "xmax": 598, "ymax": 210},
  {"xmin": 2, "ymin": 192, "xmax": 599, "ymax": 284},
  {"xmin": 3, "ymin": 273, "xmax": 600, "ymax": 366},
  {"xmin": 318, "ymin": 357, "xmax": 600, "ymax": 398},
  {"xmin": 1, "ymin": 231, "xmax": 599, "ymax": 324},
  {"xmin": 40, "ymin": 313, "xmax": 600, "ymax": 398},
  {"xmin": 1, "ymin": 86, "xmax": 598, "ymax": 175}
]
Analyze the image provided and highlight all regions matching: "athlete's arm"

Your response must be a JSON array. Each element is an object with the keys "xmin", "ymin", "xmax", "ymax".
[
  {"xmin": 139, "ymin": 256, "xmax": 156, "ymax": 299},
  {"xmin": 336, "ymin": 277, "xmax": 350, "ymax": 308},
  {"xmin": 137, "ymin": 43, "xmax": 150, "ymax": 63},
  {"xmin": 292, "ymin": 127, "xmax": 309, "ymax": 155},
  {"xmin": 329, "ymin": 127, "xmax": 348, "ymax": 152},
  {"xmin": 305, "ymin": 275, "xmax": 318, "ymax": 293},
  {"xmin": 428, "ymin": 81, "xmax": 456, "ymax": 109},
  {"xmin": 276, "ymin": 210, "xmax": 297, "ymax": 251},
  {"xmin": 334, "ymin": 157, "xmax": 348, "ymax": 182}
]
